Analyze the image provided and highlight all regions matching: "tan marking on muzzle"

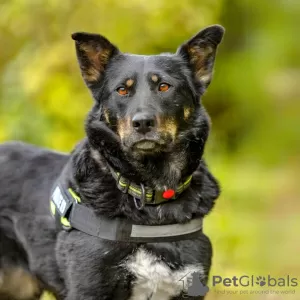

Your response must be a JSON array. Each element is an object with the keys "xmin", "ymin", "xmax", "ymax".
[
  {"xmin": 103, "ymin": 108, "xmax": 110, "ymax": 124},
  {"xmin": 184, "ymin": 107, "xmax": 192, "ymax": 120},
  {"xmin": 157, "ymin": 117, "xmax": 178, "ymax": 140},
  {"xmin": 117, "ymin": 117, "xmax": 131, "ymax": 140},
  {"xmin": 0, "ymin": 267, "xmax": 40, "ymax": 299}
]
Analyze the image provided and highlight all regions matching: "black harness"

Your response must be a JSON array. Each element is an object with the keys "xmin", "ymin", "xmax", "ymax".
[{"xmin": 50, "ymin": 172, "xmax": 203, "ymax": 243}]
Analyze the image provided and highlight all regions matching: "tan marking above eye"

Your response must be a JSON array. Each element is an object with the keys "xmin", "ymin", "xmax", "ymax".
[
  {"xmin": 158, "ymin": 83, "xmax": 170, "ymax": 92},
  {"xmin": 151, "ymin": 75, "xmax": 158, "ymax": 82},
  {"xmin": 117, "ymin": 117, "xmax": 131, "ymax": 140},
  {"xmin": 126, "ymin": 79, "xmax": 134, "ymax": 87}
]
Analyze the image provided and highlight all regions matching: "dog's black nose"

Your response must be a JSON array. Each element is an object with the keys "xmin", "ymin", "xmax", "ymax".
[{"xmin": 132, "ymin": 113, "xmax": 156, "ymax": 134}]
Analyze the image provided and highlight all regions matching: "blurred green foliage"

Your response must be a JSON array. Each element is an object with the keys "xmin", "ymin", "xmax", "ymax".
[{"xmin": 0, "ymin": 0, "xmax": 299, "ymax": 299}]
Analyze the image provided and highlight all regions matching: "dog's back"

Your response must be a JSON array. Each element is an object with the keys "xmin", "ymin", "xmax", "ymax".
[
  {"xmin": 0, "ymin": 142, "xmax": 69, "ymax": 299},
  {"xmin": 0, "ymin": 142, "xmax": 69, "ymax": 214}
]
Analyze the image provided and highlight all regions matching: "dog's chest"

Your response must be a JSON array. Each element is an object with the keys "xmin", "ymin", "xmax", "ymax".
[{"xmin": 124, "ymin": 248, "xmax": 203, "ymax": 300}]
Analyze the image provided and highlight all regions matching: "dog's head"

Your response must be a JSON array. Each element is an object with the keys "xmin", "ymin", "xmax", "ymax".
[{"xmin": 72, "ymin": 25, "xmax": 224, "ymax": 162}]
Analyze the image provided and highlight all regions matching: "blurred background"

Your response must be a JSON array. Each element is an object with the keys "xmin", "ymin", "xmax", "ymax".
[{"xmin": 0, "ymin": 0, "xmax": 299, "ymax": 299}]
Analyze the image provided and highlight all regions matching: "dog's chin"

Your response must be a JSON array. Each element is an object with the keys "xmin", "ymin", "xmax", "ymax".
[
  {"xmin": 122, "ymin": 138, "xmax": 172, "ymax": 158},
  {"xmin": 132, "ymin": 141, "xmax": 161, "ymax": 156}
]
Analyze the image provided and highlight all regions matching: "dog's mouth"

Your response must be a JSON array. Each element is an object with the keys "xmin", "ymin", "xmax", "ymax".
[
  {"xmin": 132, "ymin": 139, "xmax": 162, "ymax": 152},
  {"xmin": 121, "ymin": 132, "xmax": 175, "ymax": 155}
]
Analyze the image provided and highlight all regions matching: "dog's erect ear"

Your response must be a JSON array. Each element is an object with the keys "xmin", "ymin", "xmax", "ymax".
[
  {"xmin": 177, "ymin": 25, "xmax": 225, "ymax": 88},
  {"xmin": 72, "ymin": 32, "xmax": 120, "ymax": 86}
]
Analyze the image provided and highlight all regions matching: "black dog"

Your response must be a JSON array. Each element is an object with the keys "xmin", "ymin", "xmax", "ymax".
[{"xmin": 0, "ymin": 24, "xmax": 224, "ymax": 300}]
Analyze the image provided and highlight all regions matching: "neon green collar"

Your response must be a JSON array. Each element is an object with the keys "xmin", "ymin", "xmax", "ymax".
[{"xmin": 109, "ymin": 167, "xmax": 193, "ymax": 209}]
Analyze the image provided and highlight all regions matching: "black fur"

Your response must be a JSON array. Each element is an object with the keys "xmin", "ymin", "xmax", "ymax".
[{"xmin": 0, "ymin": 25, "xmax": 224, "ymax": 299}]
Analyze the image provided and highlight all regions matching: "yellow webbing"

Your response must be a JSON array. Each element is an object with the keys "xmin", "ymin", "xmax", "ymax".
[{"xmin": 40, "ymin": 290, "xmax": 56, "ymax": 300}]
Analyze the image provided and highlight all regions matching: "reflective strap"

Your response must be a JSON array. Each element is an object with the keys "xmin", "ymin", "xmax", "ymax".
[
  {"xmin": 54, "ymin": 199, "xmax": 203, "ymax": 242},
  {"xmin": 131, "ymin": 218, "xmax": 203, "ymax": 238},
  {"xmin": 68, "ymin": 202, "xmax": 203, "ymax": 242}
]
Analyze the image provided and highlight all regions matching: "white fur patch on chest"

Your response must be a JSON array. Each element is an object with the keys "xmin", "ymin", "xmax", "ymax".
[{"xmin": 125, "ymin": 248, "xmax": 204, "ymax": 300}]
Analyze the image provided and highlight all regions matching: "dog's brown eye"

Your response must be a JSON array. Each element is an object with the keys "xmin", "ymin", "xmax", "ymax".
[
  {"xmin": 158, "ymin": 83, "xmax": 170, "ymax": 92},
  {"xmin": 117, "ymin": 87, "xmax": 128, "ymax": 96}
]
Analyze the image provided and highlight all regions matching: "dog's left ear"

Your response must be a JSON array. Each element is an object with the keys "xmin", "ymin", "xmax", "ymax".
[
  {"xmin": 72, "ymin": 32, "xmax": 120, "ymax": 86},
  {"xmin": 177, "ymin": 25, "xmax": 225, "ymax": 88}
]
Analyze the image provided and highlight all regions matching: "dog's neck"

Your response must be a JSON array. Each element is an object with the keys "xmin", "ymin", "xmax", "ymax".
[
  {"xmin": 107, "ymin": 150, "xmax": 188, "ymax": 190},
  {"xmin": 88, "ymin": 143, "xmax": 188, "ymax": 191},
  {"xmin": 66, "ymin": 138, "xmax": 219, "ymax": 224}
]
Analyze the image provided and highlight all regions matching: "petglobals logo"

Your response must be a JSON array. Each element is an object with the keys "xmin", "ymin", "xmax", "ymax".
[{"xmin": 212, "ymin": 275, "xmax": 298, "ymax": 288}]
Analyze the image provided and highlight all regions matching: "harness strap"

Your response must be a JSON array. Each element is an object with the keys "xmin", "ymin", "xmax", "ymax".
[{"xmin": 50, "ymin": 183, "xmax": 203, "ymax": 243}]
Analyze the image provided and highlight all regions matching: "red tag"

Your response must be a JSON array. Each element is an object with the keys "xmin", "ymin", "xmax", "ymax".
[{"xmin": 162, "ymin": 189, "xmax": 175, "ymax": 199}]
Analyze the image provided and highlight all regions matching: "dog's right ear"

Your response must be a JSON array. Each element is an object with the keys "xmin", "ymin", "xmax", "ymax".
[
  {"xmin": 72, "ymin": 32, "xmax": 120, "ymax": 86},
  {"xmin": 176, "ymin": 25, "xmax": 225, "ymax": 88}
]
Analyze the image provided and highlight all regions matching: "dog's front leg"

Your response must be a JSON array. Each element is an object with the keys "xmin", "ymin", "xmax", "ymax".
[
  {"xmin": 12, "ymin": 214, "xmax": 66, "ymax": 297},
  {"xmin": 56, "ymin": 231, "xmax": 134, "ymax": 300}
]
